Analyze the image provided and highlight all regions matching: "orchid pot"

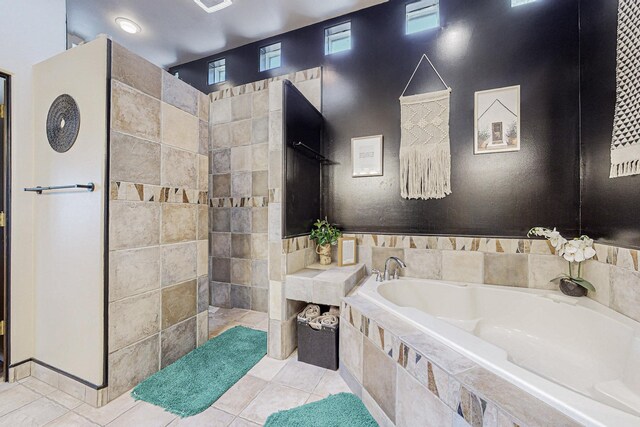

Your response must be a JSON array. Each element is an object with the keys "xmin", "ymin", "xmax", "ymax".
[
  {"xmin": 559, "ymin": 278, "xmax": 588, "ymax": 297},
  {"xmin": 528, "ymin": 227, "xmax": 597, "ymax": 298}
]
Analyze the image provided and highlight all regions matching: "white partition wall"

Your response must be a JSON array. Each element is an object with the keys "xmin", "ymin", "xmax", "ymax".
[
  {"xmin": 0, "ymin": 0, "xmax": 67, "ymax": 368},
  {"xmin": 31, "ymin": 37, "xmax": 108, "ymax": 386}
]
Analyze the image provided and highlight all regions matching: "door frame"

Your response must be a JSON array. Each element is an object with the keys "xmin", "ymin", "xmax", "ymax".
[{"xmin": 1, "ymin": 71, "xmax": 11, "ymax": 382}]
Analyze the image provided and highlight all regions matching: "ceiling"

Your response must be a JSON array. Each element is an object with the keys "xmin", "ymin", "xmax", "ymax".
[{"xmin": 66, "ymin": 0, "xmax": 387, "ymax": 69}]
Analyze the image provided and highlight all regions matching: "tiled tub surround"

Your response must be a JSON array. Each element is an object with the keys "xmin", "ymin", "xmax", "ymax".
[
  {"xmin": 344, "ymin": 233, "xmax": 640, "ymax": 325},
  {"xmin": 340, "ymin": 295, "xmax": 582, "ymax": 427},
  {"xmin": 359, "ymin": 275, "xmax": 640, "ymax": 426},
  {"xmin": 208, "ymin": 68, "xmax": 321, "ymax": 318},
  {"xmin": 107, "ymin": 42, "xmax": 210, "ymax": 404}
]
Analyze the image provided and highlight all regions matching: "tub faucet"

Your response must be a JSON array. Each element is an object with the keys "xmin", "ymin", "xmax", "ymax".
[{"xmin": 383, "ymin": 256, "xmax": 407, "ymax": 281}]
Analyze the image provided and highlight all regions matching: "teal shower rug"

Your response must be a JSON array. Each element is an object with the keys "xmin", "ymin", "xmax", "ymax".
[
  {"xmin": 264, "ymin": 393, "xmax": 379, "ymax": 427},
  {"xmin": 131, "ymin": 326, "xmax": 267, "ymax": 417}
]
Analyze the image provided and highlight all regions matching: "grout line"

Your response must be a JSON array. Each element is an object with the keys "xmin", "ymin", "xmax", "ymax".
[
  {"xmin": 104, "ymin": 401, "xmax": 141, "ymax": 426},
  {"xmin": 0, "ymin": 387, "xmax": 42, "ymax": 421}
]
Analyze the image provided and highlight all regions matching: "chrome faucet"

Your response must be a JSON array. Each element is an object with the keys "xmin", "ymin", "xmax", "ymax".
[{"xmin": 372, "ymin": 256, "xmax": 407, "ymax": 282}]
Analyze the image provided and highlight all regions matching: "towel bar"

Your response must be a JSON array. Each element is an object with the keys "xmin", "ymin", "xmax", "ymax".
[{"xmin": 24, "ymin": 183, "xmax": 95, "ymax": 194}]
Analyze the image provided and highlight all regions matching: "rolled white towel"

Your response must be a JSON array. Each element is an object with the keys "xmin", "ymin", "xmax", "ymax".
[
  {"xmin": 297, "ymin": 304, "xmax": 321, "ymax": 323},
  {"xmin": 309, "ymin": 314, "xmax": 339, "ymax": 330},
  {"xmin": 328, "ymin": 306, "xmax": 340, "ymax": 316}
]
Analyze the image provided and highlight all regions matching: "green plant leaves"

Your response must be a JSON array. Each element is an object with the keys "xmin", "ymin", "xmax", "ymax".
[
  {"xmin": 550, "ymin": 274, "xmax": 596, "ymax": 292},
  {"xmin": 309, "ymin": 217, "xmax": 341, "ymax": 246},
  {"xmin": 571, "ymin": 277, "xmax": 596, "ymax": 292}
]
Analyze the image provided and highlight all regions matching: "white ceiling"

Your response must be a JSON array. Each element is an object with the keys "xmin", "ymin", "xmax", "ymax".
[{"xmin": 66, "ymin": 0, "xmax": 387, "ymax": 69}]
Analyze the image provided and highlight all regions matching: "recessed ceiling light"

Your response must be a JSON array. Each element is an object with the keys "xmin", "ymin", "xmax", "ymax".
[
  {"xmin": 194, "ymin": 0, "xmax": 232, "ymax": 13},
  {"xmin": 115, "ymin": 17, "xmax": 141, "ymax": 34}
]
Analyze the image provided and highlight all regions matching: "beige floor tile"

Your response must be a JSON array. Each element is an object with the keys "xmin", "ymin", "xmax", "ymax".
[
  {"xmin": 209, "ymin": 321, "xmax": 243, "ymax": 338},
  {"xmin": 255, "ymin": 319, "xmax": 269, "ymax": 331},
  {"xmin": 228, "ymin": 418, "xmax": 260, "ymax": 427},
  {"xmin": 209, "ymin": 307, "xmax": 249, "ymax": 324},
  {"xmin": 0, "ymin": 385, "xmax": 41, "ymax": 417},
  {"xmin": 74, "ymin": 391, "xmax": 138, "ymax": 425},
  {"xmin": 0, "ymin": 382, "xmax": 18, "ymax": 394},
  {"xmin": 213, "ymin": 375, "xmax": 267, "ymax": 416},
  {"xmin": 168, "ymin": 406, "xmax": 235, "ymax": 426},
  {"xmin": 0, "ymin": 397, "xmax": 67, "ymax": 427},
  {"xmin": 46, "ymin": 411, "xmax": 99, "ymax": 426},
  {"xmin": 272, "ymin": 358, "xmax": 326, "ymax": 393},
  {"xmin": 246, "ymin": 356, "xmax": 288, "ymax": 382},
  {"xmin": 107, "ymin": 402, "xmax": 176, "ymax": 427},
  {"xmin": 313, "ymin": 370, "xmax": 352, "ymax": 397},
  {"xmin": 306, "ymin": 394, "xmax": 325, "ymax": 404},
  {"xmin": 20, "ymin": 377, "xmax": 58, "ymax": 396},
  {"xmin": 239, "ymin": 321, "xmax": 267, "ymax": 332},
  {"xmin": 47, "ymin": 390, "xmax": 83, "ymax": 410},
  {"xmin": 238, "ymin": 311, "xmax": 268, "ymax": 326},
  {"xmin": 239, "ymin": 383, "xmax": 309, "ymax": 425}
]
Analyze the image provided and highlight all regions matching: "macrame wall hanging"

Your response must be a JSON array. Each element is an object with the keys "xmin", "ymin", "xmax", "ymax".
[
  {"xmin": 399, "ymin": 54, "xmax": 452, "ymax": 199},
  {"xmin": 610, "ymin": 0, "xmax": 640, "ymax": 178}
]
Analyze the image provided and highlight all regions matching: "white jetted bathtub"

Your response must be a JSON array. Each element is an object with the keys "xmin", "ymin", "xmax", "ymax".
[{"xmin": 359, "ymin": 275, "xmax": 640, "ymax": 427}]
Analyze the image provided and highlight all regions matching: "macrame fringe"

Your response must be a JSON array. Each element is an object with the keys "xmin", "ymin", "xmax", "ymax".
[
  {"xmin": 400, "ymin": 145, "xmax": 451, "ymax": 200},
  {"xmin": 610, "ymin": 159, "xmax": 640, "ymax": 178}
]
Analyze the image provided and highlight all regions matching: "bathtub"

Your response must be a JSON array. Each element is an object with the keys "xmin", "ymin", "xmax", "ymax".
[{"xmin": 359, "ymin": 275, "xmax": 640, "ymax": 427}]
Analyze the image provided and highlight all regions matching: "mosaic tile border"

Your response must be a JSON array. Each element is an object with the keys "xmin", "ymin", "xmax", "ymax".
[
  {"xmin": 345, "ymin": 234, "xmax": 552, "ymax": 254},
  {"xmin": 281, "ymin": 235, "xmax": 313, "ymax": 254},
  {"xmin": 111, "ymin": 181, "xmax": 208, "ymax": 205},
  {"xmin": 209, "ymin": 67, "xmax": 322, "ymax": 101},
  {"xmin": 343, "ymin": 233, "xmax": 640, "ymax": 274},
  {"xmin": 208, "ymin": 196, "xmax": 268, "ymax": 208},
  {"xmin": 341, "ymin": 296, "xmax": 580, "ymax": 427}
]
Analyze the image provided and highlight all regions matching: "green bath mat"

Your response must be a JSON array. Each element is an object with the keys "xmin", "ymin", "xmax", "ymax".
[
  {"xmin": 131, "ymin": 326, "xmax": 267, "ymax": 417},
  {"xmin": 264, "ymin": 393, "xmax": 378, "ymax": 427}
]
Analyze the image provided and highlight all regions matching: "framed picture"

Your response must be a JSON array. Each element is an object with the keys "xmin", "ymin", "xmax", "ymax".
[
  {"xmin": 337, "ymin": 237, "xmax": 357, "ymax": 267},
  {"xmin": 352, "ymin": 135, "xmax": 383, "ymax": 177},
  {"xmin": 474, "ymin": 85, "xmax": 521, "ymax": 154}
]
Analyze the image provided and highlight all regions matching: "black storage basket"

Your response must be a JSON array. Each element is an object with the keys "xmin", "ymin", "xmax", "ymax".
[{"xmin": 296, "ymin": 319, "xmax": 339, "ymax": 371}]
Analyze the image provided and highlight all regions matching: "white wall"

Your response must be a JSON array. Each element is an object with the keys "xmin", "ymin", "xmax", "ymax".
[
  {"xmin": 0, "ymin": 0, "xmax": 67, "ymax": 363},
  {"xmin": 32, "ymin": 37, "xmax": 107, "ymax": 385}
]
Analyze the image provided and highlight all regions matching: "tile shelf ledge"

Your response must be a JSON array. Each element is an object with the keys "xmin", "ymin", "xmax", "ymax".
[{"xmin": 284, "ymin": 263, "xmax": 366, "ymax": 306}]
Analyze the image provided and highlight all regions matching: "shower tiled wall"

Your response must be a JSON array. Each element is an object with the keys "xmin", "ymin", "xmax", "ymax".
[
  {"xmin": 208, "ymin": 88, "xmax": 270, "ymax": 312},
  {"xmin": 107, "ymin": 42, "xmax": 209, "ymax": 403},
  {"xmin": 208, "ymin": 68, "xmax": 322, "ymax": 314}
]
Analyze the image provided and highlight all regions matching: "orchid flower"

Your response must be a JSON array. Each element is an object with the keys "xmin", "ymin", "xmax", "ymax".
[{"xmin": 528, "ymin": 227, "xmax": 597, "ymax": 292}]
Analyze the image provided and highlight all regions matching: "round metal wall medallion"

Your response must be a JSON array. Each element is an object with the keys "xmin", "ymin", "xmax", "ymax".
[{"xmin": 46, "ymin": 94, "xmax": 81, "ymax": 153}]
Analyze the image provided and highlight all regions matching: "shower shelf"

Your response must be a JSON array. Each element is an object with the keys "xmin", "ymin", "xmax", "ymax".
[{"xmin": 24, "ymin": 182, "xmax": 95, "ymax": 194}]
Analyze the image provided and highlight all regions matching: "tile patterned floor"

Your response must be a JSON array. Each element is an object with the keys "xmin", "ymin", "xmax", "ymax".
[{"xmin": 0, "ymin": 308, "xmax": 351, "ymax": 426}]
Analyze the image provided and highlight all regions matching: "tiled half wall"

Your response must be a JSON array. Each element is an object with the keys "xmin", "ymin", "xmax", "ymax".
[
  {"xmin": 339, "ymin": 295, "xmax": 580, "ymax": 427},
  {"xmin": 107, "ymin": 42, "xmax": 210, "ymax": 403},
  {"xmin": 344, "ymin": 233, "xmax": 640, "ymax": 324},
  {"xmin": 208, "ymin": 68, "xmax": 322, "ymax": 313}
]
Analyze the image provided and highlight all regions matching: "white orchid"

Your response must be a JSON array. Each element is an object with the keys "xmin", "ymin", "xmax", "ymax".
[
  {"xmin": 547, "ymin": 229, "xmax": 568, "ymax": 252},
  {"xmin": 527, "ymin": 227, "xmax": 596, "ymax": 292},
  {"xmin": 562, "ymin": 237, "xmax": 596, "ymax": 263}
]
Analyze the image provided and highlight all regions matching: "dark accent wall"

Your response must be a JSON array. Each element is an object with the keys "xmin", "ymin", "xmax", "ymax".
[
  {"xmin": 283, "ymin": 81, "xmax": 323, "ymax": 238},
  {"xmin": 172, "ymin": 0, "xmax": 581, "ymax": 238},
  {"xmin": 580, "ymin": 0, "xmax": 640, "ymax": 249}
]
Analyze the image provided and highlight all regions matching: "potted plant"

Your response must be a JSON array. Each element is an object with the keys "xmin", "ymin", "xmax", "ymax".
[
  {"xmin": 310, "ymin": 218, "xmax": 341, "ymax": 265},
  {"xmin": 528, "ymin": 227, "xmax": 596, "ymax": 297}
]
